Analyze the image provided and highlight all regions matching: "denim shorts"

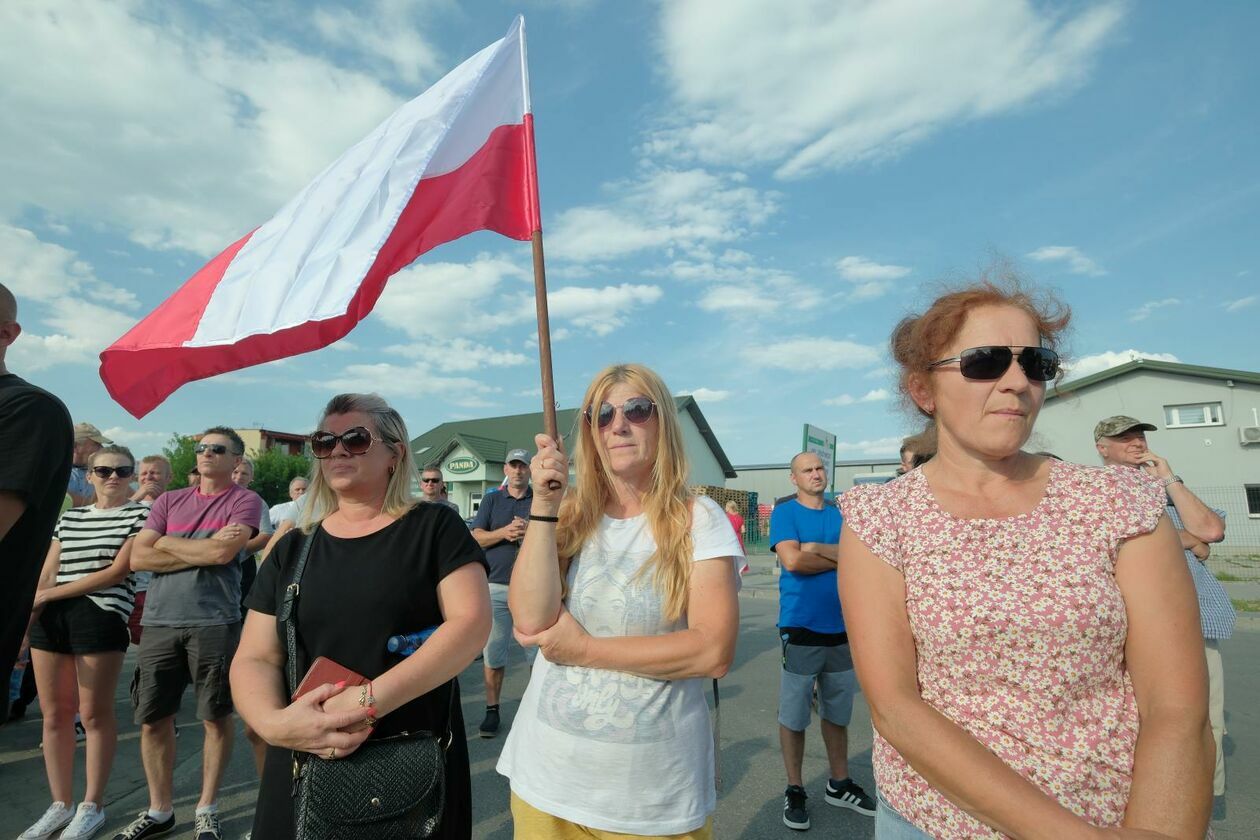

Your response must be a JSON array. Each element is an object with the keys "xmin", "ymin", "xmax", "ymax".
[
  {"xmin": 483, "ymin": 583, "xmax": 537, "ymax": 670},
  {"xmin": 875, "ymin": 795, "xmax": 932, "ymax": 839},
  {"xmin": 778, "ymin": 638, "xmax": 857, "ymax": 731}
]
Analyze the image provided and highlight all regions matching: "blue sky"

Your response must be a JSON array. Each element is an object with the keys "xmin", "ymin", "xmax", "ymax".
[{"xmin": 3, "ymin": 0, "xmax": 1257, "ymax": 465}]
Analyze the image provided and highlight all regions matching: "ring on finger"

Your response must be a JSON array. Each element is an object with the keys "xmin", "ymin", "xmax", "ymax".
[{"xmin": 327, "ymin": 747, "xmax": 336, "ymax": 759}]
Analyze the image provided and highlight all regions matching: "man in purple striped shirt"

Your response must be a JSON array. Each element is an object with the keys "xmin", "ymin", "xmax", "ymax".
[{"xmin": 121, "ymin": 427, "xmax": 263, "ymax": 840}]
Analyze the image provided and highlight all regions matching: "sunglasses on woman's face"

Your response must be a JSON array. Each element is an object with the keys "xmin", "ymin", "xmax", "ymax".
[
  {"xmin": 91, "ymin": 465, "xmax": 134, "ymax": 479},
  {"xmin": 584, "ymin": 396, "xmax": 657, "ymax": 429},
  {"xmin": 310, "ymin": 426, "xmax": 382, "ymax": 459},
  {"xmin": 928, "ymin": 346, "xmax": 1060, "ymax": 382}
]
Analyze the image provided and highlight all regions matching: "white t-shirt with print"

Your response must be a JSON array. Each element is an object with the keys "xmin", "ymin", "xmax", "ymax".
[{"xmin": 496, "ymin": 495, "xmax": 744, "ymax": 835}]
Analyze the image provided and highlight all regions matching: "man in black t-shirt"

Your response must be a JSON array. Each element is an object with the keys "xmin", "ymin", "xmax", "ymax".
[
  {"xmin": 0, "ymin": 282, "xmax": 74, "ymax": 722},
  {"xmin": 469, "ymin": 448, "xmax": 537, "ymax": 737}
]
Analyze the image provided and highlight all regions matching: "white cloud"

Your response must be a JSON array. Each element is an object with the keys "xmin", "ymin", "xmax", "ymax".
[
  {"xmin": 836, "ymin": 256, "xmax": 912, "ymax": 300},
  {"xmin": 547, "ymin": 284, "xmax": 664, "ymax": 336},
  {"xmin": 651, "ymin": 0, "xmax": 1126, "ymax": 178},
  {"xmin": 375, "ymin": 255, "xmax": 530, "ymax": 340},
  {"xmin": 1026, "ymin": 245, "xmax": 1105, "ymax": 276},
  {"xmin": 823, "ymin": 388, "xmax": 889, "ymax": 406},
  {"xmin": 311, "ymin": 0, "xmax": 443, "ymax": 87},
  {"xmin": 0, "ymin": 2, "xmax": 410, "ymax": 255},
  {"xmin": 1065, "ymin": 350, "xmax": 1180, "ymax": 380},
  {"xmin": 375, "ymin": 256, "xmax": 660, "ymax": 341},
  {"xmin": 383, "ymin": 338, "xmax": 531, "ymax": 372},
  {"xmin": 0, "ymin": 224, "xmax": 95, "ymax": 303},
  {"xmin": 750, "ymin": 338, "xmax": 881, "ymax": 370},
  {"xmin": 1225, "ymin": 295, "xmax": 1257, "ymax": 312},
  {"xmin": 318, "ymin": 362, "xmax": 499, "ymax": 408},
  {"xmin": 677, "ymin": 387, "xmax": 731, "ymax": 403},
  {"xmin": 8, "ymin": 297, "xmax": 141, "ymax": 372},
  {"xmin": 0, "ymin": 225, "xmax": 142, "ymax": 371},
  {"xmin": 1127, "ymin": 298, "xmax": 1180, "ymax": 322},
  {"xmin": 101, "ymin": 427, "xmax": 174, "ymax": 454},
  {"xmin": 549, "ymin": 168, "xmax": 779, "ymax": 263}
]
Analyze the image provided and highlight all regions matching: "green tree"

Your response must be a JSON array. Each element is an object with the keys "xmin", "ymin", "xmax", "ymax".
[
  {"xmin": 251, "ymin": 447, "xmax": 312, "ymax": 506},
  {"xmin": 163, "ymin": 435, "xmax": 197, "ymax": 489}
]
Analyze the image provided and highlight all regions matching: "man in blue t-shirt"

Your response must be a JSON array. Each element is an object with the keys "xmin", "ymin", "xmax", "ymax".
[{"xmin": 769, "ymin": 451, "xmax": 874, "ymax": 830}]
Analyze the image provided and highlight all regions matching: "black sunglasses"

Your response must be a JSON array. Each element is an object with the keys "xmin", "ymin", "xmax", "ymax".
[
  {"xmin": 420, "ymin": 477, "xmax": 441, "ymax": 483},
  {"xmin": 194, "ymin": 443, "xmax": 233, "ymax": 455},
  {"xmin": 91, "ymin": 465, "xmax": 135, "ymax": 479},
  {"xmin": 928, "ymin": 346, "xmax": 1060, "ymax": 382},
  {"xmin": 310, "ymin": 426, "xmax": 382, "ymax": 459},
  {"xmin": 584, "ymin": 396, "xmax": 657, "ymax": 429}
]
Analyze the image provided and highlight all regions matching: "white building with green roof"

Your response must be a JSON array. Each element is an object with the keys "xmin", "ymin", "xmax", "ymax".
[{"xmin": 409, "ymin": 396, "xmax": 736, "ymax": 518}]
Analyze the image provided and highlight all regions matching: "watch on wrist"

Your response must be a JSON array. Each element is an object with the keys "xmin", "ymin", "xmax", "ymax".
[{"xmin": 1161, "ymin": 474, "xmax": 1183, "ymax": 488}]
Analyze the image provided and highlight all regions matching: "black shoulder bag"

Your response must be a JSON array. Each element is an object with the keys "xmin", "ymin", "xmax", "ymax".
[{"xmin": 279, "ymin": 529, "xmax": 455, "ymax": 839}]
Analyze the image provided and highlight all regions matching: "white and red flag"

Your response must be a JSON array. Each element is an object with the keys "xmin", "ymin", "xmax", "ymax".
[{"xmin": 101, "ymin": 17, "xmax": 540, "ymax": 418}]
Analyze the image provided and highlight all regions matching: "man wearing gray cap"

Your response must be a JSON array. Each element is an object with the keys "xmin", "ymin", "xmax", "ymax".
[
  {"xmin": 470, "ymin": 448, "xmax": 538, "ymax": 737},
  {"xmin": 1095, "ymin": 414, "xmax": 1231, "ymax": 796}
]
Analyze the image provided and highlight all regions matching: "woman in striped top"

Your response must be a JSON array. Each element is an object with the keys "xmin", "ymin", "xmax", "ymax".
[{"xmin": 22, "ymin": 445, "xmax": 149, "ymax": 840}]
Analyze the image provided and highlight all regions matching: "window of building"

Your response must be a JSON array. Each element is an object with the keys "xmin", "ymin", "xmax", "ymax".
[
  {"xmin": 1246, "ymin": 485, "xmax": 1260, "ymax": 518},
  {"xmin": 1163, "ymin": 402, "xmax": 1224, "ymax": 428}
]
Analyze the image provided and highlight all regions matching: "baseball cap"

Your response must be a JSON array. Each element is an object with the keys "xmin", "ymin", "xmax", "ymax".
[
  {"xmin": 506, "ymin": 448, "xmax": 530, "ymax": 464},
  {"xmin": 1093, "ymin": 415, "xmax": 1157, "ymax": 441},
  {"xmin": 74, "ymin": 422, "xmax": 112, "ymax": 445}
]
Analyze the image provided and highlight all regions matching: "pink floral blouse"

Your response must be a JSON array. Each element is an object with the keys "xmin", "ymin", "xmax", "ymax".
[{"xmin": 841, "ymin": 460, "xmax": 1166, "ymax": 838}]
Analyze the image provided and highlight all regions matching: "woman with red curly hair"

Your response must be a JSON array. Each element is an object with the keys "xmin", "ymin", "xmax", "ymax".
[{"xmin": 838, "ymin": 276, "xmax": 1212, "ymax": 839}]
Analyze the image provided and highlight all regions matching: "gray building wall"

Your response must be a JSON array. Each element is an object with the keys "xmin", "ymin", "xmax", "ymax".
[
  {"xmin": 728, "ymin": 458, "xmax": 901, "ymax": 503},
  {"xmin": 1036, "ymin": 369, "xmax": 1260, "ymax": 553},
  {"xmin": 681, "ymin": 416, "xmax": 729, "ymax": 488}
]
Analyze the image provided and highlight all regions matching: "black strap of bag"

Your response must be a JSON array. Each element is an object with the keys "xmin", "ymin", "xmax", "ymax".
[{"xmin": 279, "ymin": 527, "xmax": 453, "ymax": 839}]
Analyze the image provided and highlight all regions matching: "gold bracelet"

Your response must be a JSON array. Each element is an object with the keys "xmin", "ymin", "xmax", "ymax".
[{"xmin": 359, "ymin": 682, "xmax": 377, "ymax": 726}]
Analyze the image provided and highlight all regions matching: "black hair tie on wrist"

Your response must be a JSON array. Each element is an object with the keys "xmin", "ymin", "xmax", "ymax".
[{"xmin": 528, "ymin": 514, "xmax": 559, "ymax": 523}]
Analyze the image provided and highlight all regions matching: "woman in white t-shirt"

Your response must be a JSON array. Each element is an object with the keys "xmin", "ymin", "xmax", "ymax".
[{"xmin": 498, "ymin": 363, "xmax": 743, "ymax": 840}]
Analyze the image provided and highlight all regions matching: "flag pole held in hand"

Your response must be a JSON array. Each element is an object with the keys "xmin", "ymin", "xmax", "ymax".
[{"xmin": 520, "ymin": 49, "xmax": 562, "ymax": 492}]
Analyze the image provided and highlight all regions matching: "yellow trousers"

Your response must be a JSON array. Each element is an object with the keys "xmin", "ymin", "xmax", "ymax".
[{"xmin": 510, "ymin": 792, "xmax": 713, "ymax": 840}]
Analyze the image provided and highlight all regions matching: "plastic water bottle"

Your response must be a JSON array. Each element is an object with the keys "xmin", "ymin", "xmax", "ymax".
[{"xmin": 386, "ymin": 626, "xmax": 439, "ymax": 656}]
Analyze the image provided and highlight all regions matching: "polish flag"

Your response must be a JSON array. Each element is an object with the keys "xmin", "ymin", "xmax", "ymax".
[{"xmin": 100, "ymin": 17, "xmax": 540, "ymax": 418}]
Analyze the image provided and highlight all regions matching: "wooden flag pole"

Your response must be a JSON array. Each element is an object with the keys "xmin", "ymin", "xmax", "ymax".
[{"xmin": 531, "ymin": 229, "xmax": 560, "ymax": 445}]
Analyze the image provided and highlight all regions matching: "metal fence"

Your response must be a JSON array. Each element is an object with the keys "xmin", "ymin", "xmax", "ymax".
[{"xmin": 725, "ymin": 485, "xmax": 1260, "ymax": 582}]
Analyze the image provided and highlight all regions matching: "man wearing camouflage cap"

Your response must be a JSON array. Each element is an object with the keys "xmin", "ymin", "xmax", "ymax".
[
  {"xmin": 1094, "ymin": 414, "xmax": 1231, "ymax": 796},
  {"xmin": 68, "ymin": 422, "xmax": 112, "ymax": 506}
]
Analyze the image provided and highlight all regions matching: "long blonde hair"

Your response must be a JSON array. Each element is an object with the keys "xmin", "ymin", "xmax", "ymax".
[
  {"xmin": 300, "ymin": 393, "xmax": 420, "ymax": 533},
  {"xmin": 556, "ymin": 364, "xmax": 694, "ymax": 620}
]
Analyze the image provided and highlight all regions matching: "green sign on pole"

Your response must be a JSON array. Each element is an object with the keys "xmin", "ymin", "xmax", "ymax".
[{"xmin": 801, "ymin": 423, "xmax": 837, "ymax": 492}]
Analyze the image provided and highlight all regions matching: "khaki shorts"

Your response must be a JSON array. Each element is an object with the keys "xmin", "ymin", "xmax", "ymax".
[{"xmin": 131, "ymin": 623, "xmax": 239, "ymax": 724}]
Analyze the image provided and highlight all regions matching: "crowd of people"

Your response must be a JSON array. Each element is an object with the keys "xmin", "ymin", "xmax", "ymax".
[{"xmin": 0, "ymin": 273, "xmax": 1225, "ymax": 840}]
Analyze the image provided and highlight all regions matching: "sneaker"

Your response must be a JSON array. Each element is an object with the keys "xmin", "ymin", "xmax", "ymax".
[
  {"xmin": 19, "ymin": 801, "xmax": 74, "ymax": 840},
  {"xmin": 62, "ymin": 802, "xmax": 107, "ymax": 840},
  {"xmin": 111, "ymin": 811, "xmax": 176, "ymax": 840},
  {"xmin": 783, "ymin": 785, "xmax": 810, "ymax": 830},
  {"xmin": 825, "ymin": 778, "xmax": 876, "ymax": 816},
  {"xmin": 194, "ymin": 810, "xmax": 222, "ymax": 840},
  {"xmin": 478, "ymin": 707, "xmax": 500, "ymax": 738}
]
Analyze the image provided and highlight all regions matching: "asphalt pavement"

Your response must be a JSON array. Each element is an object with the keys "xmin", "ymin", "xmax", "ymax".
[{"xmin": 1, "ymin": 555, "xmax": 1254, "ymax": 838}]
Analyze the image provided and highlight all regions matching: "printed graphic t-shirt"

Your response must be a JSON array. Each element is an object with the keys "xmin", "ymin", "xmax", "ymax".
[
  {"xmin": 142, "ymin": 483, "xmax": 263, "ymax": 627},
  {"xmin": 497, "ymin": 495, "xmax": 744, "ymax": 835}
]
